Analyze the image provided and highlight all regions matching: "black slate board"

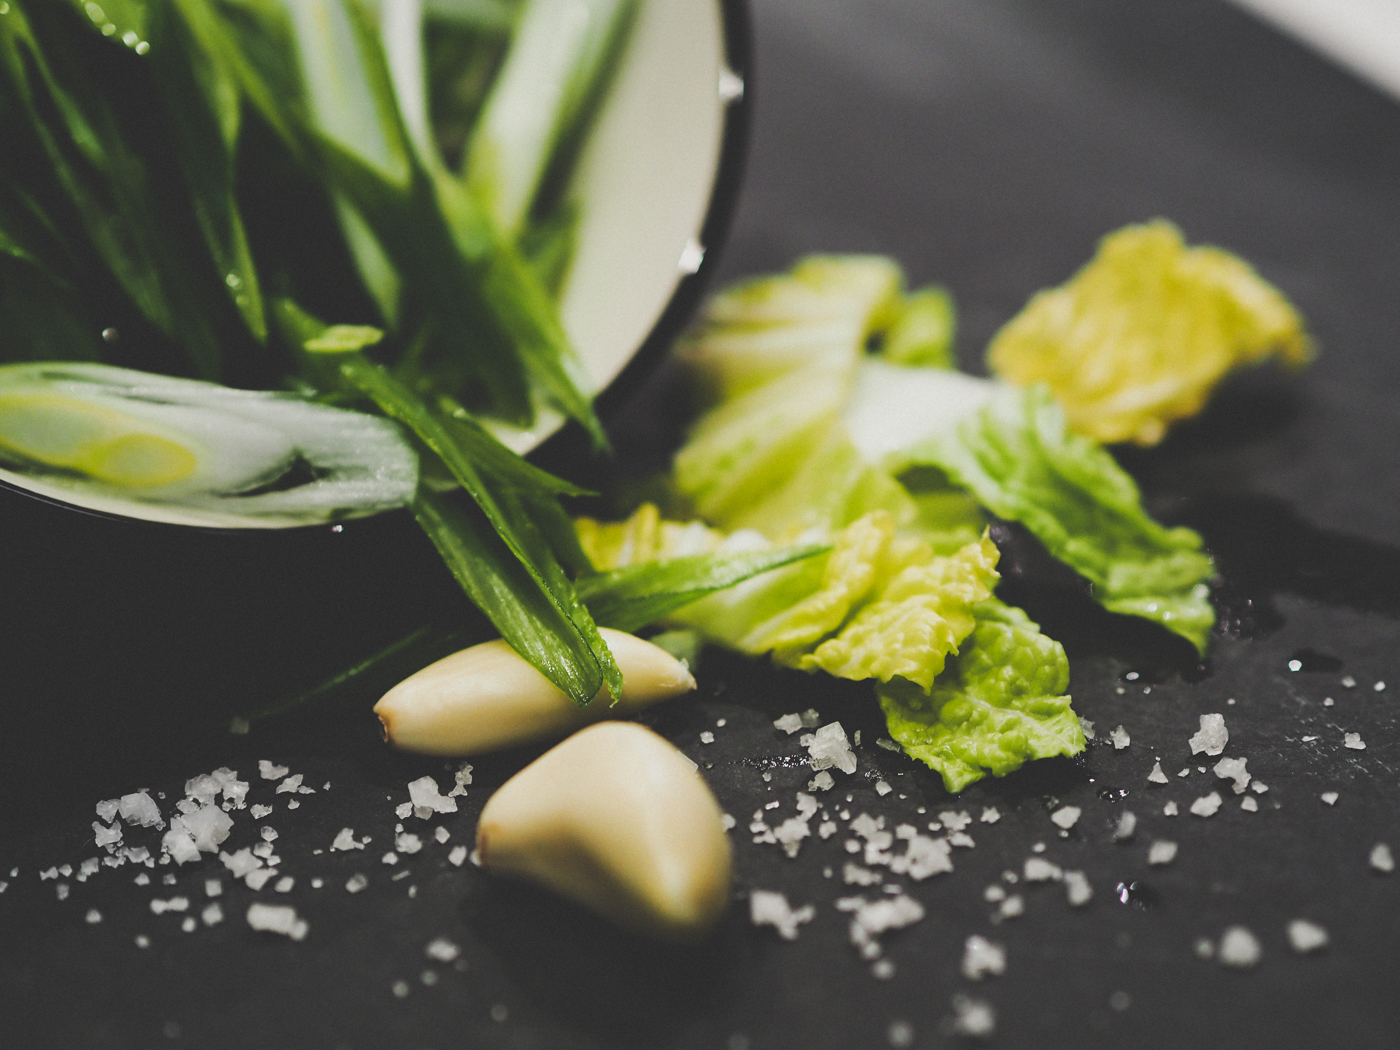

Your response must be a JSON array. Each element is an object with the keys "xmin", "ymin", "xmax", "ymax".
[{"xmin": 4, "ymin": 1, "xmax": 1400, "ymax": 1048}]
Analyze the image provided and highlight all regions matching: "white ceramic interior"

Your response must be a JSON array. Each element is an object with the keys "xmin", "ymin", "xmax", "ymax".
[{"xmin": 0, "ymin": 0, "xmax": 736, "ymax": 525}]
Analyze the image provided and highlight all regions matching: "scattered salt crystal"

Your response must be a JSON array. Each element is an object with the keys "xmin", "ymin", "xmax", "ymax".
[
  {"xmin": 448, "ymin": 846, "xmax": 468, "ymax": 867},
  {"xmin": 749, "ymin": 889, "xmax": 815, "ymax": 940},
  {"xmin": 162, "ymin": 830, "xmax": 201, "ymax": 866},
  {"xmin": 434, "ymin": 826, "xmax": 450, "ymax": 844},
  {"xmin": 1148, "ymin": 761, "xmax": 1169, "ymax": 785},
  {"xmin": 395, "ymin": 802, "xmax": 413, "ymax": 820},
  {"xmin": 808, "ymin": 771, "xmax": 835, "ymax": 792},
  {"xmin": 1301, "ymin": 736, "xmax": 1318, "ymax": 743},
  {"xmin": 700, "ymin": 731, "xmax": 715, "ymax": 744},
  {"xmin": 244, "ymin": 869, "xmax": 276, "ymax": 891},
  {"xmin": 253, "ymin": 842, "xmax": 275, "ymax": 859},
  {"xmin": 275, "ymin": 877, "xmax": 295, "ymax": 893},
  {"xmin": 1050, "ymin": 806, "xmax": 1081, "ymax": 830},
  {"xmin": 939, "ymin": 811, "xmax": 972, "ymax": 833},
  {"xmin": 795, "ymin": 793, "xmax": 818, "ymax": 821},
  {"xmin": 844, "ymin": 863, "xmax": 882, "ymax": 886},
  {"xmin": 448, "ymin": 763, "xmax": 473, "ymax": 796},
  {"xmin": 250, "ymin": 805, "xmax": 273, "ymax": 820},
  {"xmin": 887, "ymin": 1019, "xmax": 914, "ymax": 1047},
  {"xmin": 246, "ymin": 902, "xmax": 308, "ymax": 941},
  {"xmin": 1031, "ymin": 842, "xmax": 1045, "ymax": 854},
  {"xmin": 773, "ymin": 713, "xmax": 804, "ymax": 735},
  {"xmin": 331, "ymin": 828, "xmax": 366, "ymax": 851},
  {"xmin": 182, "ymin": 917, "xmax": 197, "ymax": 932},
  {"xmin": 396, "ymin": 833, "xmax": 423, "ymax": 855},
  {"xmin": 1344, "ymin": 733, "xmax": 1366, "ymax": 750},
  {"xmin": 1114, "ymin": 812, "xmax": 1137, "ymax": 841},
  {"xmin": 1287, "ymin": 919, "xmax": 1329, "ymax": 953},
  {"xmin": 1321, "ymin": 792, "xmax": 1339, "ymax": 806},
  {"xmin": 1064, "ymin": 871, "xmax": 1093, "ymax": 906},
  {"xmin": 1079, "ymin": 717, "xmax": 1095, "ymax": 740},
  {"xmin": 1370, "ymin": 844, "xmax": 1394, "ymax": 873},
  {"xmin": 999, "ymin": 895, "xmax": 1024, "ymax": 919},
  {"xmin": 875, "ymin": 781, "xmax": 893, "ymax": 796},
  {"xmin": 170, "ymin": 804, "xmax": 234, "ymax": 853},
  {"xmin": 1214, "ymin": 757, "xmax": 1251, "ymax": 794},
  {"xmin": 1241, "ymin": 797, "xmax": 1259, "ymax": 812},
  {"xmin": 96, "ymin": 799, "xmax": 120, "ymax": 823},
  {"xmin": 408, "ymin": 776, "xmax": 458, "ymax": 816},
  {"xmin": 204, "ymin": 879, "xmax": 222, "ymax": 898},
  {"xmin": 803, "ymin": 723, "xmax": 857, "ymax": 774},
  {"xmin": 818, "ymin": 821, "xmax": 837, "ymax": 839},
  {"xmin": 1342, "ymin": 675, "xmax": 1356, "ymax": 689},
  {"xmin": 1178, "ymin": 768, "xmax": 1190, "ymax": 778},
  {"xmin": 1375, "ymin": 681, "xmax": 1386, "ymax": 692},
  {"xmin": 1189, "ymin": 714, "xmax": 1228, "ymax": 756},
  {"xmin": 1251, "ymin": 781, "xmax": 1269, "ymax": 794},
  {"xmin": 134, "ymin": 934, "xmax": 151, "ymax": 949},
  {"xmin": 391, "ymin": 981, "xmax": 410, "ymax": 999},
  {"xmin": 1194, "ymin": 938, "xmax": 1215, "ymax": 959},
  {"xmin": 311, "ymin": 878, "xmax": 324, "ymax": 889},
  {"xmin": 345, "ymin": 874, "xmax": 369, "ymax": 893},
  {"xmin": 119, "ymin": 791, "xmax": 164, "ymax": 829},
  {"xmin": 948, "ymin": 994, "xmax": 996, "ymax": 1039},
  {"xmin": 0, "ymin": 882, "xmax": 6, "ymax": 894},
  {"xmin": 93, "ymin": 822, "xmax": 122, "ymax": 848},
  {"xmin": 948, "ymin": 832, "xmax": 975, "ymax": 849},
  {"xmin": 984, "ymin": 885, "xmax": 1005, "ymax": 902},
  {"xmin": 876, "ymin": 737, "xmax": 901, "ymax": 752},
  {"xmin": 1148, "ymin": 841, "xmax": 1178, "ymax": 866},
  {"xmin": 162, "ymin": 872, "xmax": 176, "ymax": 885},
  {"xmin": 1218, "ymin": 926, "xmax": 1261, "ymax": 968},
  {"xmin": 259, "ymin": 760, "xmax": 289, "ymax": 780},
  {"xmin": 1110, "ymin": 726, "xmax": 1130, "ymax": 750},
  {"xmin": 1024, "ymin": 857, "xmax": 1062, "ymax": 882},
  {"xmin": 202, "ymin": 903, "xmax": 223, "ymax": 926},
  {"xmin": 1190, "ymin": 793, "xmax": 1223, "ymax": 818},
  {"xmin": 981, "ymin": 807, "xmax": 1000, "ymax": 824},
  {"xmin": 839, "ymin": 894, "xmax": 925, "ymax": 959},
  {"xmin": 275, "ymin": 774, "xmax": 303, "ymax": 795},
  {"xmin": 1324, "ymin": 697, "xmax": 1334, "ymax": 707},
  {"xmin": 961, "ymin": 935, "xmax": 1006, "ymax": 980},
  {"xmin": 150, "ymin": 897, "xmax": 189, "ymax": 915},
  {"xmin": 134, "ymin": 873, "xmax": 150, "ymax": 886},
  {"xmin": 892, "ymin": 835, "xmax": 953, "ymax": 880},
  {"xmin": 772, "ymin": 818, "xmax": 810, "ymax": 858},
  {"xmin": 1164, "ymin": 802, "xmax": 1179, "ymax": 817}
]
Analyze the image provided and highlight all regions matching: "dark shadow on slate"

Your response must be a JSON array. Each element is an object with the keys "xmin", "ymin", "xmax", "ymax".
[{"xmin": 459, "ymin": 875, "xmax": 743, "ymax": 1047}]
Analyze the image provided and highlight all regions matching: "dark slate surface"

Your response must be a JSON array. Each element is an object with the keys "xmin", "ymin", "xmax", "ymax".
[{"xmin": 4, "ymin": 1, "xmax": 1400, "ymax": 1048}]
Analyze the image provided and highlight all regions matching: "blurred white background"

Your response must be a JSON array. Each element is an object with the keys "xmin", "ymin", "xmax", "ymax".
[{"xmin": 1232, "ymin": 0, "xmax": 1400, "ymax": 99}]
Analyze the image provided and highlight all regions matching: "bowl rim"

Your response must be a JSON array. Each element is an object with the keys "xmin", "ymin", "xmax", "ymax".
[{"xmin": 0, "ymin": 0, "xmax": 755, "ymax": 536}]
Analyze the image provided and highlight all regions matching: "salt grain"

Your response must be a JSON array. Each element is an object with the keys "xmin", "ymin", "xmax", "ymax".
[
  {"xmin": 802, "ymin": 723, "xmax": 857, "ymax": 774},
  {"xmin": 85, "ymin": 909, "xmax": 101, "ymax": 924},
  {"xmin": 408, "ymin": 776, "xmax": 458, "ymax": 816},
  {"xmin": 1342, "ymin": 675, "xmax": 1356, "ymax": 688},
  {"xmin": 135, "ymin": 935, "xmax": 150, "ymax": 948},
  {"xmin": 818, "ymin": 821, "xmax": 837, "ymax": 839},
  {"xmin": 938, "ymin": 811, "xmax": 972, "ymax": 833},
  {"xmin": 182, "ymin": 917, "xmax": 197, "ymax": 932},
  {"xmin": 999, "ymin": 895, "xmax": 1024, "ymax": 919},
  {"xmin": 1164, "ymin": 802, "xmax": 1179, "ymax": 817},
  {"xmin": 275, "ymin": 773, "xmax": 304, "ymax": 794},
  {"xmin": 1375, "ymin": 681, "xmax": 1386, "ymax": 692},
  {"xmin": 948, "ymin": 994, "xmax": 996, "ymax": 1039},
  {"xmin": 808, "ymin": 771, "xmax": 835, "ymax": 792},
  {"xmin": 1218, "ymin": 926, "xmax": 1261, "ymax": 968},
  {"xmin": 700, "ymin": 731, "xmax": 715, "ymax": 744},
  {"xmin": 875, "ymin": 781, "xmax": 893, "ymax": 797},
  {"xmin": 1148, "ymin": 761, "xmax": 1168, "ymax": 785},
  {"xmin": 391, "ymin": 981, "xmax": 410, "ymax": 999},
  {"xmin": 887, "ymin": 1019, "xmax": 914, "ymax": 1047},
  {"xmin": 980, "ymin": 807, "xmax": 1000, "ymax": 824},
  {"xmin": 1241, "ymin": 797, "xmax": 1259, "ymax": 812},
  {"xmin": 244, "ymin": 869, "xmax": 276, "ymax": 891},
  {"xmin": 838, "ymin": 894, "xmax": 925, "ymax": 959},
  {"xmin": 1050, "ymin": 806, "xmax": 1081, "ymax": 830},
  {"xmin": 1190, "ymin": 792, "xmax": 1223, "ymax": 818},
  {"xmin": 1287, "ymin": 919, "xmax": 1329, "ymax": 953},
  {"xmin": 150, "ymin": 897, "xmax": 189, "ymax": 914},
  {"xmin": 749, "ymin": 889, "xmax": 815, "ymax": 940},
  {"xmin": 1114, "ymin": 812, "xmax": 1137, "ymax": 841},
  {"xmin": 1148, "ymin": 841, "xmax": 1178, "ymax": 866},
  {"xmin": 434, "ymin": 826, "xmax": 450, "ymax": 844},
  {"xmin": 1213, "ymin": 756, "xmax": 1251, "ymax": 794},
  {"xmin": 202, "ymin": 903, "xmax": 223, "ymax": 926},
  {"xmin": 1024, "ymin": 857, "xmax": 1062, "ymax": 882},
  {"xmin": 448, "ymin": 846, "xmax": 468, "ymax": 867},
  {"xmin": 773, "ymin": 713, "xmax": 804, "ymax": 735},
  {"xmin": 331, "ymin": 828, "xmax": 367, "ymax": 851},
  {"xmin": 250, "ymin": 804, "xmax": 273, "ymax": 819},
  {"xmin": 1344, "ymin": 733, "xmax": 1366, "ymax": 750},
  {"xmin": 1321, "ymin": 792, "xmax": 1339, "ymax": 806},
  {"xmin": 1064, "ymin": 871, "xmax": 1093, "ymax": 907},
  {"xmin": 961, "ymin": 935, "xmax": 1006, "ymax": 980},
  {"xmin": 247, "ymin": 902, "xmax": 307, "ymax": 940},
  {"xmin": 396, "ymin": 833, "xmax": 423, "ymax": 855},
  {"xmin": 425, "ymin": 937, "xmax": 460, "ymax": 962},
  {"xmin": 259, "ymin": 760, "xmax": 289, "ymax": 780},
  {"xmin": 1079, "ymin": 717, "xmax": 1095, "ymax": 740},
  {"xmin": 1189, "ymin": 714, "xmax": 1228, "ymax": 756},
  {"xmin": 96, "ymin": 799, "xmax": 120, "ymax": 823},
  {"xmin": 984, "ymin": 885, "xmax": 1005, "ymax": 902},
  {"xmin": 275, "ymin": 877, "xmax": 295, "ymax": 893},
  {"xmin": 346, "ymin": 874, "xmax": 369, "ymax": 893},
  {"xmin": 119, "ymin": 791, "xmax": 164, "ymax": 829},
  {"xmin": 1110, "ymin": 725, "xmax": 1130, "ymax": 750}
]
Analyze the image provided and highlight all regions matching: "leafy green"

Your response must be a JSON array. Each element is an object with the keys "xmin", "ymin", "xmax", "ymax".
[
  {"xmin": 903, "ymin": 382, "xmax": 1215, "ymax": 653},
  {"xmin": 878, "ymin": 600, "xmax": 1084, "ymax": 793},
  {"xmin": 576, "ymin": 544, "xmax": 829, "ymax": 634},
  {"xmin": 881, "ymin": 285, "xmax": 955, "ymax": 368}
]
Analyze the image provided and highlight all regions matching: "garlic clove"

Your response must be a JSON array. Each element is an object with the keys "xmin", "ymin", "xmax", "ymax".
[
  {"xmin": 476, "ymin": 722, "xmax": 732, "ymax": 941},
  {"xmin": 374, "ymin": 627, "xmax": 695, "ymax": 755}
]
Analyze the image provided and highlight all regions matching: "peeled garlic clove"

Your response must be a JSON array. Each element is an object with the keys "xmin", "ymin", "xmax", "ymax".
[
  {"xmin": 476, "ymin": 722, "xmax": 732, "ymax": 941},
  {"xmin": 374, "ymin": 627, "xmax": 695, "ymax": 756}
]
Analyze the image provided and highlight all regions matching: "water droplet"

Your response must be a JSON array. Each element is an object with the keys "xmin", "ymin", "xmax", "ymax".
[
  {"xmin": 101, "ymin": 327, "xmax": 119, "ymax": 343},
  {"xmin": 121, "ymin": 30, "xmax": 138, "ymax": 46},
  {"xmin": 225, "ymin": 272, "xmax": 242, "ymax": 289},
  {"xmin": 85, "ymin": 2, "xmax": 104, "ymax": 22},
  {"xmin": 102, "ymin": 23, "xmax": 116, "ymax": 36},
  {"xmin": 135, "ymin": 41, "xmax": 150, "ymax": 55},
  {"xmin": 1114, "ymin": 880, "xmax": 1159, "ymax": 910}
]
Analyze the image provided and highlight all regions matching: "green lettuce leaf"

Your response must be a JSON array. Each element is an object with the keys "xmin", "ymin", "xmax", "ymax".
[
  {"xmin": 901, "ymin": 381, "xmax": 1215, "ymax": 653},
  {"xmin": 878, "ymin": 599, "xmax": 1084, "ymax": 793}
]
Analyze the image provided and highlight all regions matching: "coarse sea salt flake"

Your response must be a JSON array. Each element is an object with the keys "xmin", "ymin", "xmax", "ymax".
[
  {"xmin": 961, "ymin": 935, "xmax": 1006, "ymax": 980},
  {"xmin": 1110, "ymin": 726, "xmax": 1130, "ymax": 750},
  {"xmin": 434, "ymin": 826, "xmax": 450, "ymax": 844},
  {"xmin": 408, "ymin": 776, "xmax": 457, "ymax": 815},
  {"xmin": 1148, "ymin": 841, "xmax": 1178, "ymax": 866},
  {"xmin": 119, "ymin": 791, "xmax": 164, "ymax": 829},
  {"xmin": 396, "ymin": 833, "xmax": 423, "ymax": 855},
  {"xmin": 1148, "ymin": 761, "xmax": 1169, "ymax": 785},
  {"xmin": 750, "ymin": 890, "xmax": 815, "ymax": 940},
  {"xmin": 1321, "ymin": 792, "xmax": 1339, "ymax": 806},
  {"xmin": 1241, "ymin": 797, "xmax": 1259, "ymax": 812},
  {"xmin": 1214, "ymin": 757, "xmax": 1250, "ymax": 794},
  {"xmin": 345, "ymin": 874, "xmax": 369, "ymax": 893},
  {"xmin": 1344, "ymin": 733, "xmax": 1366, "ymax": 750},
  {"xmin": 1050, "ymin": 806, "xmax": 1081, "ymax": 830},
  {"xmin": 93, "ymin": 821, "xmax": 123, "ymax": 848},
  {"xmin": 773, "ymin": 713, "xmax": 804, "ymax": 735},
  {"xmin": 331, "ymin": 828, "xmax": 366, "ymax": 852},
  {"xmin": 259, "ymin": 760, "xmax": 289, "ymax": 780},
  {"xmin": 275, "ymin": 773, "xmax": 304, "ymax": 794},
  {"xmin": 1371, "ymin": 843, "xmax": 1395, "ymax": 873},
  {"xmin": 1164, "ymin": 801, "xmax": 1179, "ymax": 817},
  {"xmin": 202, "ymin": 903, "xmax": 223, "ymax": 926},
  {"xmin": 981, "ymin": 807, "xmax": 1001, "ymax": 824},
  {"xmin": 250, "ymin": 804, "xmax": 273, "ymax": 820},
  {"xmin": 1190, "ymin": 792, "xmax": 1223, "ymax": 818},
  {"xmin": 999, "ymin": 895, "xmax": 1025, "ymax": 919},
  {"xmin": 949, "ymin": 995, "xmax": 996, "ymax": 1038},
  {"xmin": 245, "ymin": 868, "xmax": 276, "ymax": 891},
  {"xmin": 875, "ymin": 781, "xmax": 893, "ymax": 796},
  {"xmin": 96, "ymin": 799, "xmax": 120, "ymax": 823},
  {"xmin": 1024, "ymin": 857, "xmax": 1062, "ymax": 882},
  {"xmin": 1064, "ymin": 871, "xmax": 1093, "ymax": 906},
  {"xmin": 1288, "ymin": 919, "xmax": 1329, "ymax": 953},
  {"xmin": 1189, "ymin": 714, "xmax": 1228, "ymax": 756},
  {"xmin": 804, "ymin": 723, "xmax": 857, "ymax": 774},
  {"xmin": 247, "ymin": 902, "xmax": 307, "ymax": 941},
  {"xmin": 448, "ymin": 845, "xmax": 469, "ymax": 867},
  {"xmin": 1218, "ymin": 926, "xmax": 1261, "ymax": 968},
  {"xmin": 939, "ymin": 810, "xmax": 972, "ymax": 833},
  {"xmin": 1114, "ymin": 812, "xmax": 1137, "ymax": 841},
  {"xmin": 219, "ymin": 849, "xmax": 262, "ymax": 878},
  {"xmin": 808, "ymin": 771, "xmax": 835, "ymax": 792}
]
